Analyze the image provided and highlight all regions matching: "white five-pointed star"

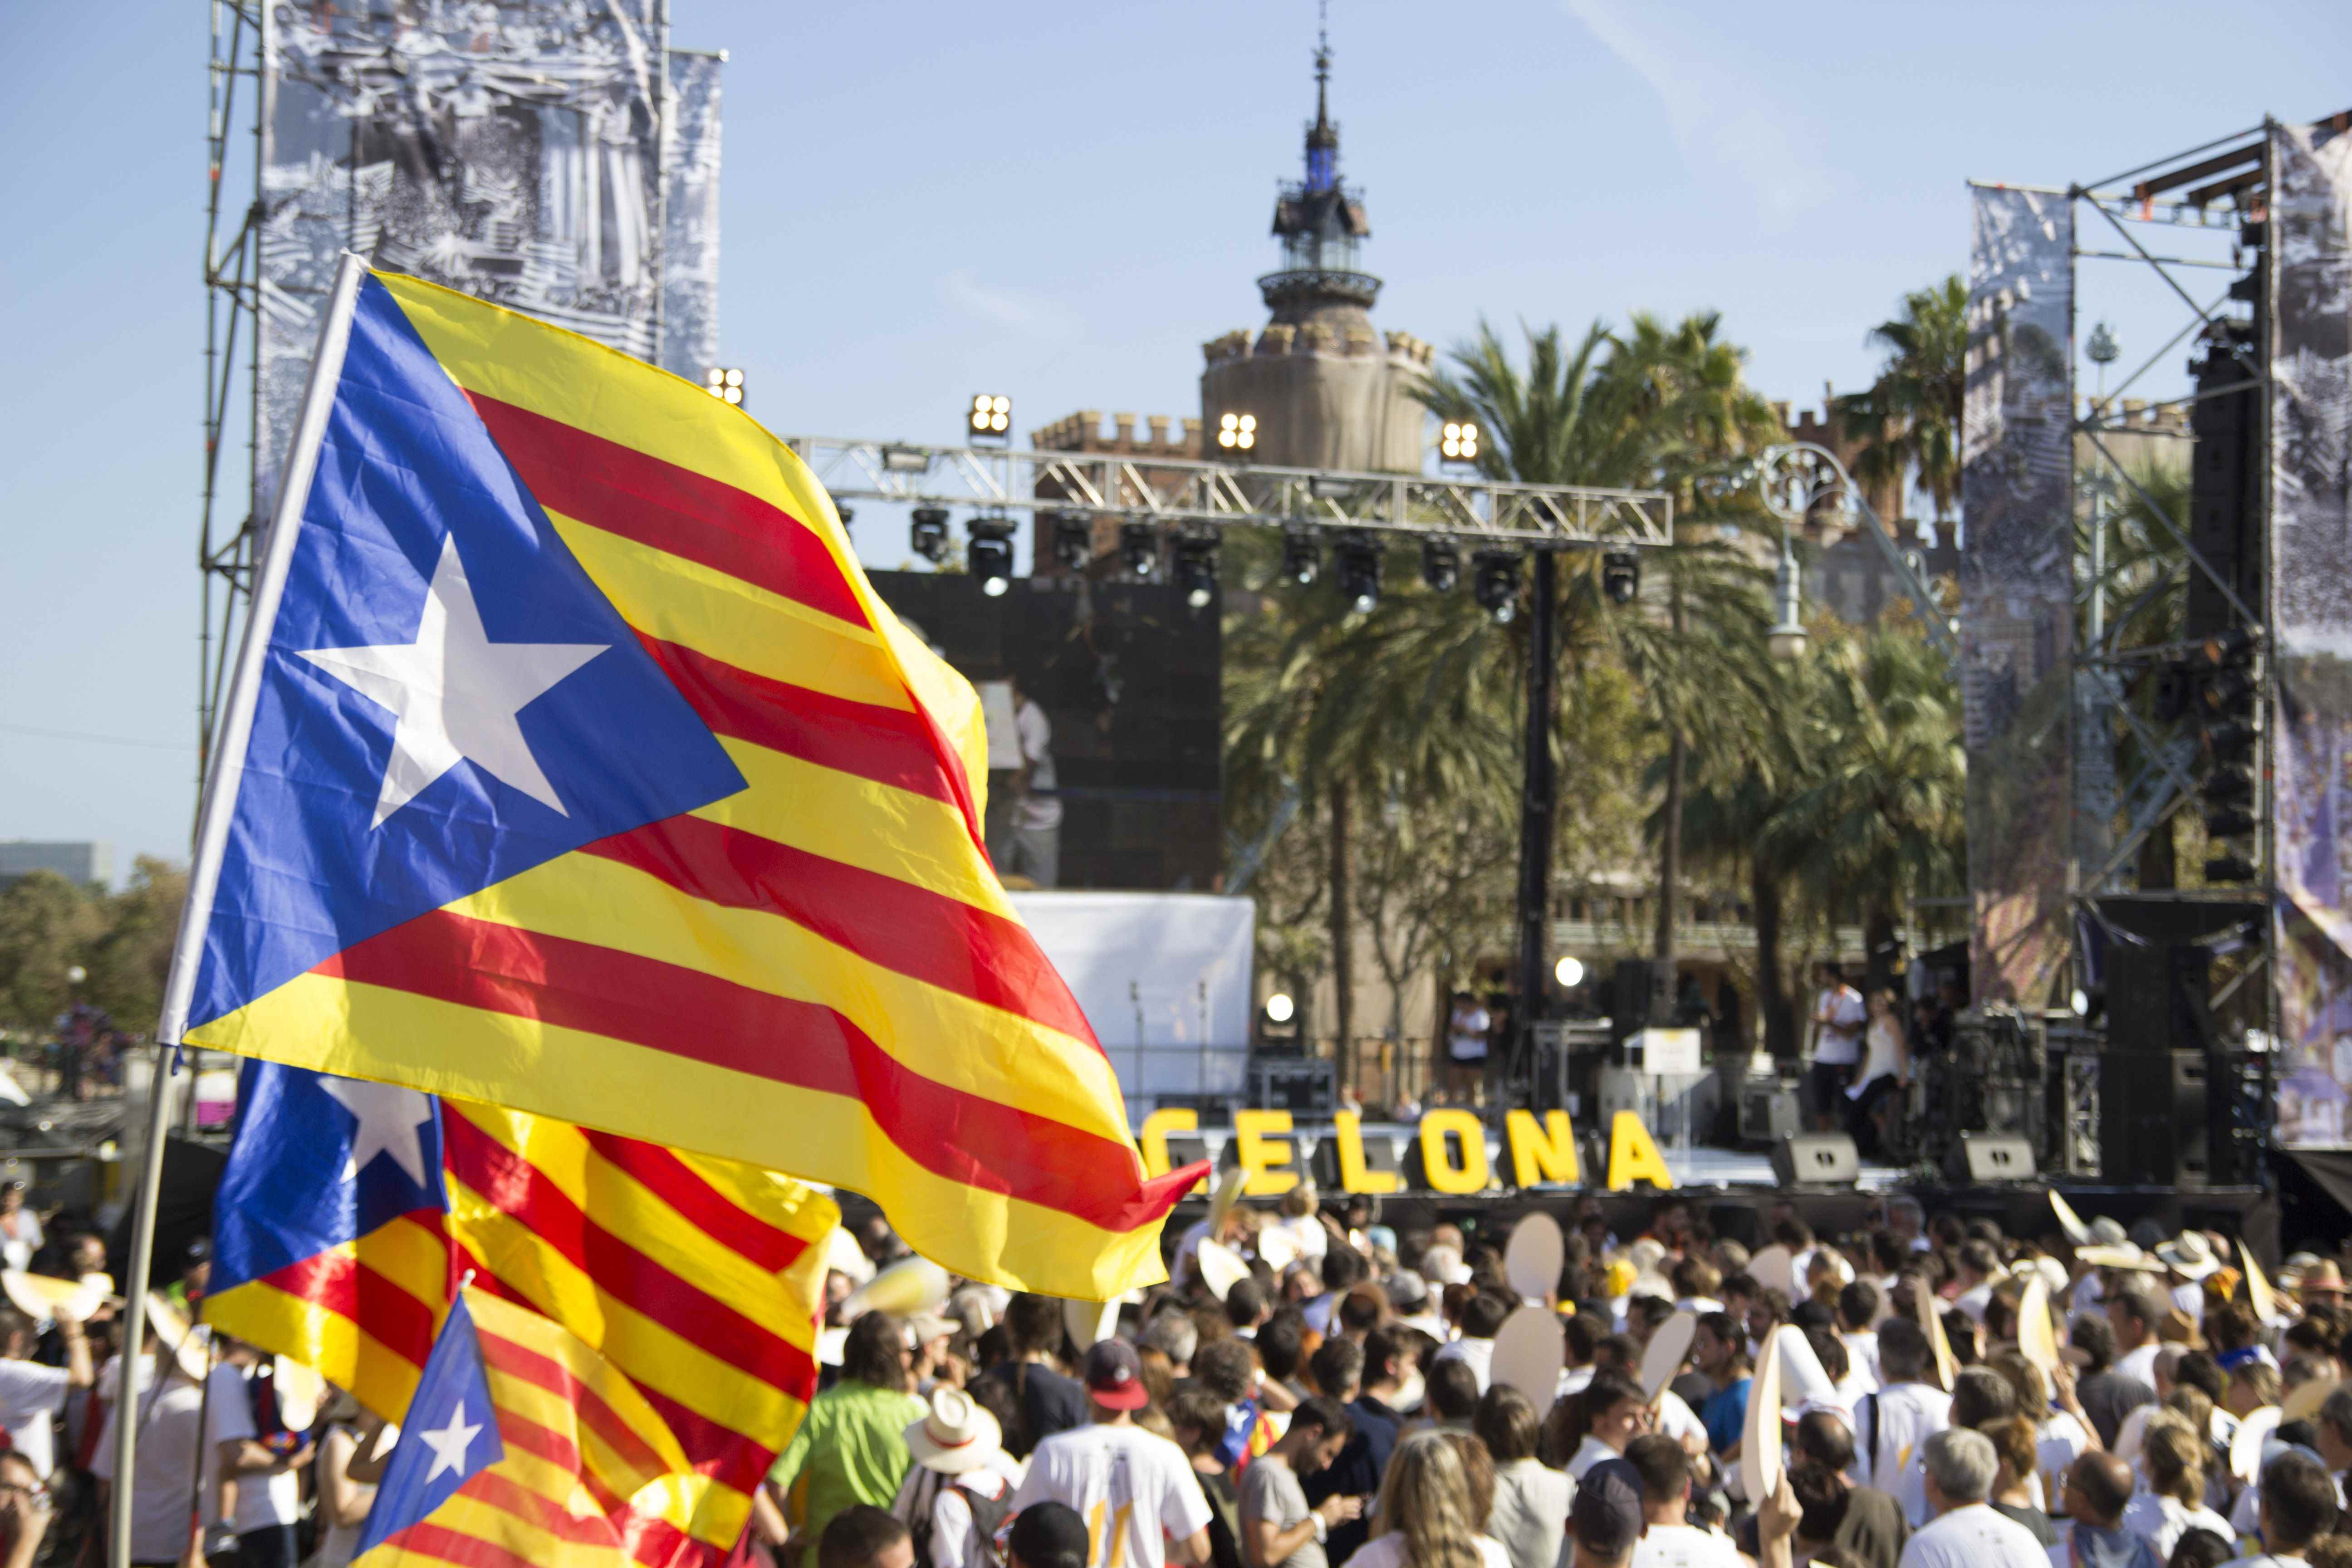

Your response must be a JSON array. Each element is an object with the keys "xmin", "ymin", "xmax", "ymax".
[
  {"xmin": 318, "ymin": 1077, "xmax": 436, "ymax": 1188},
  {"xmin": 299, "ymin": 535, "xmax": 607, "ymax": 828},
  {"xmin": 418, "ymin": 1398, "xmax": 484, "ymax": 1483}
]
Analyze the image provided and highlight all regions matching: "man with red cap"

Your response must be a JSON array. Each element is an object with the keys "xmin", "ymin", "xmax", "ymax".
[{"xmin": 1007, "ymin": 1340, "xmax": 1213, "ymax": 1568}]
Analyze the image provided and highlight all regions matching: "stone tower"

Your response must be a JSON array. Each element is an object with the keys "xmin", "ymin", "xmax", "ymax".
[{"xmin": 1200, "ymin": 34, "xmax": 1432, "ymax": 474}]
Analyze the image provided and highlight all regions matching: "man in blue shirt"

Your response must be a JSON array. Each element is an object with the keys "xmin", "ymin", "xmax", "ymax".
[{"xmin": 1693, "ymin": 1312, "xmax": 1753, "ymax": 1456}]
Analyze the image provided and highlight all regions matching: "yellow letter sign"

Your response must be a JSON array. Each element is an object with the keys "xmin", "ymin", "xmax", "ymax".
[
  {"xmin": 1231, "ymin": 1108, "xmax": 1300, "ymax": 1196},
  {"xmin": 1607, "ymin": 1110, "xmax": 1673, "ymax": 1191},
  {"xmin": 1331, "ymin": 1111, "xmax": 1401, "ymax": 1194},
  {"xmin": 1137, "ymin": 1107, "xmax": 1197, "ymax": 1181},
  {"xmin": 1506, "ymin": 1109, "xmax": 1579, "ymax": 1186},
  {"xmin": 1417, "ymin": 1109, "xmax": 1490, "ymax": 1194}
]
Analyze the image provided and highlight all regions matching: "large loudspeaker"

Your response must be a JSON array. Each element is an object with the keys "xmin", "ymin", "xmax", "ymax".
[
  {"xmin": 1738, "ymin": 1080, "xmax": 1802, "ymax": 1145},
  {"xmin": 2105, "ymin": 942, "xmax": 2213, "ymax": 1054},
  {"xmin": 1770, "ymin": 1132, "xmax": 1858, "ymax": 1187},
  {"xmin": 1610, "ymin": 960, "xmax": 1655, "ymax": 1043},
  {"xmin": 2185, "ymin": 337, "xmax": 2264, "ymax": 639},
  {"xmin": 2098, "ymin": 1049, "xmax": 2211, "ymax": 1187},
  {"xmin": 1948, "ymin": 1132, "xmax": 2037, "ymax": 1184}
]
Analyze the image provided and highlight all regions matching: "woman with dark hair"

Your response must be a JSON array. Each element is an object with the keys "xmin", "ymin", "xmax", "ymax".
[
  {"xmin": 1476, "ymin": 1386, "xmax": 1568, "ymax": 1568},
  {"xmin": 768, "ymin": 1313, "xmax": 926, "ymax": 1568}
]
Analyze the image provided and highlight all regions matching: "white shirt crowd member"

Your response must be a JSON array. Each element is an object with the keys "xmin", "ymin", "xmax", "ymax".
[
  {"xmin": 2118, "ymin": 1491, "xmax": 2234, "ymax": 1561},
  {"xmin": 91, "ymin": 1358, "xmax": 210, "ymax": 1567},
  {"xmin": 895, "ymin": 1455, "xmax": 1025, "ymax": 1568},
  {"xmin": 206, "ymin": 1361, "xmax": 304, "ymax": 1538},
  {"xmin": 0, "ymin": 1355, "xmax": 73, "ymax": 1477},
  {"xmin": 1432, "ymin": 1336, "xmax": 1494, "ymax": 1393},
  {"xmin": 1898, "ymin": 1502, "xmax": 2053, "ymax": 1568},
  {"xmin": 1860, "ymin": 1381, "xmax": 1952, "ymax": 1527},
  {"xmin": 1350, "ymin": 1536, "xmax": 1512, "ymax": 1568},
  {"xmin": 1632, "ymin": 1522, "xmax": 1744, "ymax": 1568},
  {"xmin": 1009, "ymin": 1422, "xmax": 1212, "ymax": 1568}
]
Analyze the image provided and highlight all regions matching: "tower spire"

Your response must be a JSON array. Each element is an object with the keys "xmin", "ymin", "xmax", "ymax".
[{"xmin": 1305, "ymin": 0, "xmax": 1338, "ymax": 193}]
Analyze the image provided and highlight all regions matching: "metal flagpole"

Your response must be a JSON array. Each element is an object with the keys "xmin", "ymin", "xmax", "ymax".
[{"xmin": 113, "ymin": 249, "xmax": 372, "ymax": 1568}]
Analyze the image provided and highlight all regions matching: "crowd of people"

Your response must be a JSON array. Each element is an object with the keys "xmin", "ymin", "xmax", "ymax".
[
  {"xmin": 1, "ymin": 1186, "xmax": 2347, "ymax": 1568},
  {"xmin": 774, "ymin": 1194, "xmax": 2352, "ymax": 1568}
]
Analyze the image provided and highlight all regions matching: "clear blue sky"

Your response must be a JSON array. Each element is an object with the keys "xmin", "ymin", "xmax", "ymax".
[{"xmin": 3, "ymin": 0, "xmax": 2346, "ymax": 876}]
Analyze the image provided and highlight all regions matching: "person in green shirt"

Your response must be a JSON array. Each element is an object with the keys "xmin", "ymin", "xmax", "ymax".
[{"xmin": 772, "ymin": 1313, "xmax": 927, "ymax": 1568}]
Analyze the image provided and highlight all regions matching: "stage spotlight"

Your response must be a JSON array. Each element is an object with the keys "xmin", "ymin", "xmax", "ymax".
[
  {"xmin": 1264, "ymin": 992, "xmax": 1296, "ymax": 1024},
  {"xmin": 969, "ymin": 393, "xmax": 1011, "ymax": 440},
  {"xmin": 1440, "ymin": 421, "xmax": 1480, "ymax": 463},
  {"xmin": 2205, "ymin": 806, "xmax": 2258, "ymax": 838},
  {"xmin": 1216, "ymin": 411, "xmax": 1258, "ymax": 452},
  {"xmin": 1555, "ymin": 955, "xmax": 1586, "ymax": 988},
  {"xmin": 1602, "ymin": 549, "xmax": 1641, "ymax": 605},
  {"xmin": 910, "ymin": 505, "xmax": 951, "ymax": 564},
  {"xmin": 1472, "ymin": 549, "xmax": 1521, "ymax": 623},
  {"xmin": 2069, "ymin": 988, "xmax": 2089, "ymax": 1017},
  {"xmin": 1049, "ymin": 510, "xmax": 1094, "ymax": 571},
  {"xmin": 967, "ymin": 516, "xmax": 1015, "ymax": 596},
  {"xmin": 2201, "ymin": 766, "xmax": 2255, "ymax": 808},
  {"xmin": 2203, "ymin": 716, "xmax": 2255, "ymax": 767},
  {"xmin": 1120, "ymin": 519, "xmax": 1161, "ymax": 581},
  {"xmin": 1281, "ymin": 529, "xmax": 1321, "ymax": 586},
  {"xmin": 1336, "ymin": 532, "xmax": 1381, "ymax": 614},
  {"xmin": 704, "ymin": 367, "xmax": 745, "ymax": 406},
  {"xmin": 1174, "ymin": 534, "xmax": 1219, "ymax": 610},
  {"xmin": 1421, "ymin": 537, "xmax": 1460, "ymax": 593}
]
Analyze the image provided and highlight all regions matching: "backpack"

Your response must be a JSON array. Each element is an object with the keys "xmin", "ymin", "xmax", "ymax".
[{"xmin": 906, "ymin": 1468, "xmax": 1012, "ymax": 1568}]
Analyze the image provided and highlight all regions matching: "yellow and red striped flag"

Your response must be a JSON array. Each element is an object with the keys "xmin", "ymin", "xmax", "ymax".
[
  {"xmin": 205, "ymin": 1063, "xmax": 836, "ymax": 1563},
  {"xmin": 163, "ymin": 258, "xmax": 1200, "ymax": 1295},
  {"xmin": 353, "ymin": 1287, "xmax": 720, "ymax": 1568}
]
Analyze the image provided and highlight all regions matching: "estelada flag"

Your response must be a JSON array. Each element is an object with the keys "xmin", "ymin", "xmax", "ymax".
[
  {"xmin": 205, "ymin": 1060, "xmax": 835, "ymax": 1564},
  {"xmin": 161, "ymin": 253, "xmax": 1200, "ymax": 1295},
  {"xmin": 350, "ymin": 1285, "xmax": 706, "ymax": 1568}
]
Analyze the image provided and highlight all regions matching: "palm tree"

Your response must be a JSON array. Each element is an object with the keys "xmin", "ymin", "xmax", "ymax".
[{"xmin": 1837, "ymin": 276, "xmax": 1967, "ymax": 523}]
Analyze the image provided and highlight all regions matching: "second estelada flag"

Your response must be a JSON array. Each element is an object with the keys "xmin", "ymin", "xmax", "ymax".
[{"xmin": 159, "ymin": 253, "xmax": 1202, "ymax": 1296}]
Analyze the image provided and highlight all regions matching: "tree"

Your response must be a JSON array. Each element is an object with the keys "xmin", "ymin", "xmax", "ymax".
[
  {"xmin": 0, "ymin": 873, "xmax": 103, "ymax": 1031},
  {"xmin": 1837, "ymin": 276, "xmax": 1967, "ymax": 522}
]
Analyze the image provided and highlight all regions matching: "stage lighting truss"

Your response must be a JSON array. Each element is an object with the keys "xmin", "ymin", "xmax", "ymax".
[
  {"xmin": 1601, "ymin": 549, "xmax": 1641, "ymax": 605},
  {"xmin": 1335, "ymin": 532, "xmax": 1382, "ymax": 615},
  {"xmin": 1174, "ymin": 532, "xmax": 1219, "ymax": 611},
  {"xmin": 1120, "ymin": 519, "xmax": 1161, "ymax": 582},
  {"xmin": 1048, "ymin": 509, "xmax": 1094, "ymax": 571},
  {"xmin": 704, "ymin": 367, "xmax": 745, "ymax": 406},
  {"xmin": 910, "ymin": 505, "xmax": 951, "ymax": 564},
  {"xmin": 966, "ymin": 515, "xmax": 1016, "ymax": 596},
  {"xmin": 1280, "ymin": 528, "xmax": 1321, "ymax": 587},
  {"xmin": 1421, "ymin": 536, "xmax": 1460, "ymax": 593},
  {"xmin": 1473, "ymin": 549, "xmax": 1522, "ymax": 624},
  {"xmin": 1216, "ymin": 411, "xmax": 1257, "ymax": 451},
  {"xmin": 1440, "ymin": 420, "xmax": 1480, "ymax": 463},
  {"xmin": 969, "ymin": 393, "xmax": 1011, "ymax": 441}
]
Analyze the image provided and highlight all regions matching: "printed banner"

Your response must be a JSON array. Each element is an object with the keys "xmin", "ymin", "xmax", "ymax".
[
  {"xmin": 1961, "ymin": 186, "xmax": 2076, "ymax": 1006},
  {"xmin": 256, "ymin": 5, "xmax": 721, "ymax": 509},
  {"xmin": 2269, "ymin": 123, "xmax": 2352, "ymax": 1146}
]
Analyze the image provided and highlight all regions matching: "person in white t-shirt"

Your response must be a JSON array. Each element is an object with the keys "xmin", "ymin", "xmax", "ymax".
[
  {"xmin": 0, "ymin": 1303, "xmax": 90, "ymax": 1479},
  {"xmin": 1860, "ymin": 1320, "xmax": 1952, "ymax": 1527},
  {"xmin": 91, "ymin": 1348, "xmax": 208, "ymax": 1568},
  {"xmin": 1565, "ymin": 1371, "xmax": 1653, "ymax": 1481},
  {"xmin": 1809, "ymin": 965, "xmax": 1867, "ymax": 1133},
  {"xmin": 1625, "ymin": 1433, "xmax": 1741, "ymax": 1568},
  {"xmin": 2105, "ymin": 1292, "xmax": 2165, "ymax": 1390},
  {"xmin": 0, "ymin": 1188, "xmax": 42, "ymax": 1276},
  {"xmin": 2118, "ymin": 1412, "xmax": 2231, "ymax": 1562},
  {"xmin": 1008, "ymin": 1341, "xmax": 1211, "ymax": 1568},
  {"xmin": 998, "ymin": 683, "xmax": 1061, "ymax": 889},
  {"xmin": 1898, "ymin": 1430, "xmax": 2051, "ymax": 1568},
  {"xmin": 206, "ymin": 1344, "xmax": 315, "ymax": 1568},
  {"xmin": 1347, "ymin": 1429, "xmax": 1512, "ymax": 1568}
]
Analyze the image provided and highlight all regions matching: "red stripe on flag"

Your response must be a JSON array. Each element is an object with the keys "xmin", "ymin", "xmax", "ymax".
[
  {"xmin": 456, "ymin": 1469, "xmax": 622, "ymax": 1546},
  {"xmin": 477, "ymin": 1324, "xmax": 674, "ymax": 1489},
  {"xmin": 376, "ymin": 1520, "xmax": 563, "ymax": 1568},
  {"xmin": 323, "ymin": 910, "xmax": 1195, "ymax": 1234},
  {"xmin": 635, "ymin": 633, "xmax": 980, "ymax": 842},
  {"xmin": 451, "ymin": 1244, "xmax": 782, "ymax": 1494},
  {"xmin": 252, "ymin": 1241, "xmax": 441, "ymax": 1366},
  {"xmin": 443, "ymin": 1112, "xmax": 817, "ymax": 1390},
  {"xmin": 466, "ymin": 392, "xmax": 867, "ymax": 630},
  {"xmin": 583, "ymin": 815, "xmax": 1093, "ymax": 1047},
  {"xmin": 577, "ymin": 1127, "xmax": 811, "ymax": 1275}
]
